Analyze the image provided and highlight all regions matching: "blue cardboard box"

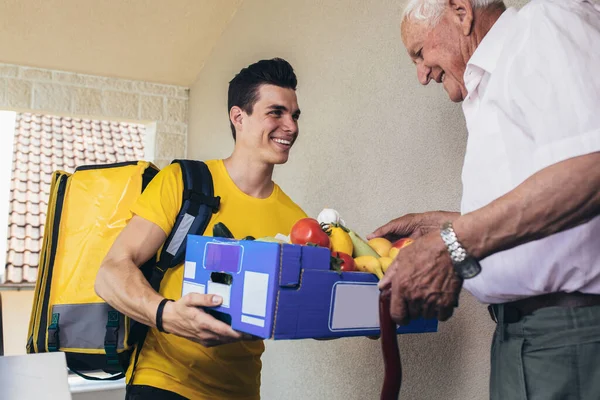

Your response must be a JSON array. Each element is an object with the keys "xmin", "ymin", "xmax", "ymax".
[{"xmin": 182, "ymin": 235, "xmax": 438, "ymax": 339}]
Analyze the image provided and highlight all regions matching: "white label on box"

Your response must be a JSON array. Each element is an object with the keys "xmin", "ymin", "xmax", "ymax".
[
  {"xmin": 242, "ymin": 271, "xmax": 269, "ymax": 318},
  {"xmin": 207, "ymin": 281, "xmax": 231, "ymax": 308},
  {"xmin": 242, "ymin": 314, "xmax": 265, "ymax": 327},
  {"xmin": 329, "ymin": 283, "xmax": 380, "ymax": 331},
  {"xmin": 182, "ymin": 281, "xmax": 205, "ymax": 297},
  {"xmin": 184, "ymin": 261, "xmax": 197, "ymax": 280}
]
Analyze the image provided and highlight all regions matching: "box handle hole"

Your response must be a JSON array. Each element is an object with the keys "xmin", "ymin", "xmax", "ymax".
[{"xmin": 211, "ymin": 272, "xmax": 233, "ymax": 286}]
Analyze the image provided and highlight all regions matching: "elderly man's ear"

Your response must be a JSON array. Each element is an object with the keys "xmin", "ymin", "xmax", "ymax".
[{"xmin": 449, "ymin": 0, "xmax": 474, "ymax": 36}]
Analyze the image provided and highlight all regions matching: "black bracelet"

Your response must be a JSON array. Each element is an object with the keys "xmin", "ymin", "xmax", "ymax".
[{"xmin": 156, "ymin": 298, "xmax": 173, "ymax": 333}]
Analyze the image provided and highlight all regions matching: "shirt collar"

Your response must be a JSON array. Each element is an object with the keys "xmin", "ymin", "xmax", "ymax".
[{"xmin": 466, "ymin": 7, "xmax": 518, "ymax": 75}]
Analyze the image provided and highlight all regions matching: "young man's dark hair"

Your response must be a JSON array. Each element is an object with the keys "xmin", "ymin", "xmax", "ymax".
[{"xmin": 228, "ymin": 57, "xmax": 298, "ymax": 140}]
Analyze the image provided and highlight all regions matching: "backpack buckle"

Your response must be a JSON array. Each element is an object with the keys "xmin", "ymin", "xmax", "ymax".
[
  {"xmin": 104, "ymin": 311, "xmax": 121, "ymax": 367},
  {"xmin": 183, "ymin": 190, "xmax": 220, "ymax": 213},
  {"xmin": 47, "ymin": 313, "xmax": 60, "ymax": 352}
]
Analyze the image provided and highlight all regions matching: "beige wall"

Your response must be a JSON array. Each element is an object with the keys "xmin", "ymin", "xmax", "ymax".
[
  {"xmin": 187, "ymin": 0, "xmax": 528, "ymax": 399},
  {"xmin": 1, "ymin": 290, "xmax": 34, "ymax": 355},
  {"xmin": 0, "ymin": 63, "xmax": 189, "ymax": 168}
]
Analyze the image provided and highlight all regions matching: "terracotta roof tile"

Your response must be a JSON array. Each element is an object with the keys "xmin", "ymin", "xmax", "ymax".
[
  {"xmin": 6, "ymin": 265, "xmax": 23, "ymax": 283},
  {"xmin": 4, "ymin": 112, "xmax": 146, "ymax": 285},
  {"xmin": 10, "ymin": 237, "xmax": 25, "ymax": 253},
  {"xmin": 23, "ymin": 264, "xmax": 38, "ymax": 283},
  {"xmin": 10, "ymin": 212, "xmax": 25, "ymax": 226}
]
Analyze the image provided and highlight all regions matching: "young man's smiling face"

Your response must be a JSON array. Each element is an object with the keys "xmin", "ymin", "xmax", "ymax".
[{"xmin": 236, "ymin": 84, "xmax": 301, "ymax": 165}]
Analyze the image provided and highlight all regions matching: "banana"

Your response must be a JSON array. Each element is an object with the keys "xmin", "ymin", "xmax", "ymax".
[
  {"xmin": 379, "ymin": 257, "xmax": 393, "ymax": 273},
  {"xmin": 347, "ymin": 229, "xmax": 380, "ymax": 258},
  {"xmin": 354, "ymin": 256, "xmax": 384, "ymax": 280}
]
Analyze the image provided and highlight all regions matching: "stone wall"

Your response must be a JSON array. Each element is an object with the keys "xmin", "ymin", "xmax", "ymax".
[{"xmin": 0, "ymin": 63, "xmax": 189, "ymax": 168}]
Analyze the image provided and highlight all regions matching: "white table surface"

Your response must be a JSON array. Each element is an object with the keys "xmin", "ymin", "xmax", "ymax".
[{"xmin": 0, "ymin": 352, "xmax": 72, "ymax": 400}]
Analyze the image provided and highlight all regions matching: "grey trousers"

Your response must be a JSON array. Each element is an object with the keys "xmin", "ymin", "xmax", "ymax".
[{"xmin": 490, "ymin": 304, "xmax": 600, "ymax": 400}]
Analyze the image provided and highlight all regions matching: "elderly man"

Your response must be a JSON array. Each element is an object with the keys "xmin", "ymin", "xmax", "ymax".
[{"xmin": 370, "ymin": 0, "xmax": 600, "ymax": 398}]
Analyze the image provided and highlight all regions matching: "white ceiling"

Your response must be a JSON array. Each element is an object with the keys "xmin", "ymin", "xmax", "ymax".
[{"xmin": 0, "ymin": 0, "xmax": 244, "ymax": 86}]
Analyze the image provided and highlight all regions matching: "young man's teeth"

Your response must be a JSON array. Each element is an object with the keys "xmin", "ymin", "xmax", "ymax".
[
  {"xmin": 273, "ymin": 138, "xmax": 291, "ymax": 145},
  {"xmin": 441, "ymin": 73, "xmax": 445, "ymax": 82}
]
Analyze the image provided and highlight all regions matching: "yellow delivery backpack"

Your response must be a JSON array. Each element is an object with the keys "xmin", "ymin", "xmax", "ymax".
[{"xmin": 26, "ymin": 159, "xmax": 221, "ymax": 381}]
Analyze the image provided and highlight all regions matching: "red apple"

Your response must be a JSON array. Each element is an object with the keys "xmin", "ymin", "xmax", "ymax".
[
  {"xmin": 392, "ymin": 238, "xmax": 414, "ymax": 249},
  {"xmin": 389, "ymin": 238, "xmax": 414, "ymax": 259}
]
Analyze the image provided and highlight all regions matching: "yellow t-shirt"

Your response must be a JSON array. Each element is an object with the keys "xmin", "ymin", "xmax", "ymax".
[{"xmin": 126, "ymin": 159, "xmax": 307, "ymax": 399}]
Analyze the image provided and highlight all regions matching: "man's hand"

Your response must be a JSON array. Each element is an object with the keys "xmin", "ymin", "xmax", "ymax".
[
  {"xmin": 378, "ymin": 231, "xmax": 463, "ymax": 325},
  {"xmin": 367, "ymin": 211, "xmax": 460, "ymax": 242},
  {"xmin": 162, "ymin": 293, "xmax": 256, "ymax": 348}
]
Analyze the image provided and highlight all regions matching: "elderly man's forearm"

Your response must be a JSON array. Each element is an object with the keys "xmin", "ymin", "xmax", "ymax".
[{"xmin": 453, "ymin": 152, "xmax": 600, "ymax": 260}]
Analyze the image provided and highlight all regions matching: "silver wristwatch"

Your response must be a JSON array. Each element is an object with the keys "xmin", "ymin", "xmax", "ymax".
[{"xmin": 440, "ymin": 221, "xmax": 481, "ymax": 279}]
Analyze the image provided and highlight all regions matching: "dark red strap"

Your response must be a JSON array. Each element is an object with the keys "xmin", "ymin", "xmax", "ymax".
[{"xmin": 380, "ymin": 294, "xmax": 402, "ymax": 400}]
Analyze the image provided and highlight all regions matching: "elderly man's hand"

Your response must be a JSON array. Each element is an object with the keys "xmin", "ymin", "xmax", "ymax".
[
  {"xmin": 377, "ymin": 230, "xmax": 463, "ymax": 325},
  {"xmin": 367, "ymin": 211, "xmax": 460, "ymax": 242}
]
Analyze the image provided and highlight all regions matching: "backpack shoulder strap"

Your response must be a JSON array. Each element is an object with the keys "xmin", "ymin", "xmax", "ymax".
[
  {"xmin": 154, "ymin": 159, "xmax": 220, "ymax": 282},
  {"xmin": 128, "ymin": 159, "xmax": 220, "ymax": 387}
]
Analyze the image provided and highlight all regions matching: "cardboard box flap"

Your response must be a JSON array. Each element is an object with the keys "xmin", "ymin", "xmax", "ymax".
[
  {"xmin": 278, "ymin": 244, "xmax": 330, "ymax": 287},
  {"xmin": 301, "ymin": 245, "xmax": 331, "ymax": 271},
  {"xmin": 279, "ymin": 244, "xmax": 302, "ymax": 287}
]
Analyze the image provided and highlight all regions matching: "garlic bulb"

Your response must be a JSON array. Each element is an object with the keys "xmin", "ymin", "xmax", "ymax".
[{"xmin": 317, "ymin": 208, "xmax": 340, "ymax": 225}]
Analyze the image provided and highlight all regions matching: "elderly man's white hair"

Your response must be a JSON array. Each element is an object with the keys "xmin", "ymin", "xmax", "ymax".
[{"xmin": 403, "ymin": 0, "xmax": 505, "ymax": 26}]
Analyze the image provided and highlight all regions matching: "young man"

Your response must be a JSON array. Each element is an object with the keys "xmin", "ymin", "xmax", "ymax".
[{"xmin": 95, "ymin": 58, "xmax": 307, "ymax": 400}]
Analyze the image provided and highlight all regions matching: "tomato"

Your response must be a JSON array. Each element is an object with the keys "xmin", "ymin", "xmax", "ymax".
[
  {"xmin": 290, "ymin": 218, "xmax": 330, "ymax": 248},
  {"xmin": 331, "ymin": 251, "xmax": 356, "ymax": 272}
]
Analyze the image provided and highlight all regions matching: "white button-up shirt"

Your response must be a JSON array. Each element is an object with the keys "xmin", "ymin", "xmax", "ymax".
[{"xmin": 460, "ymin": 0, "xmax": 600, "ymax": 304}]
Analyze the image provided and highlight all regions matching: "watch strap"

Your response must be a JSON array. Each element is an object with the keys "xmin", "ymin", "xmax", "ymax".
[
  {"xmin": 440, "ymin": 221, "xmax": 482, "ymax": 279},
  {"xmin": 440, "ymin": 221, "xmax": 467, "ymax": 265}
]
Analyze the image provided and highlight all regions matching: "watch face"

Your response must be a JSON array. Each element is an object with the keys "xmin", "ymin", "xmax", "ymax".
[{"xmin": 456, "ymin": 258, "xmax": 481, "ymax": 279}]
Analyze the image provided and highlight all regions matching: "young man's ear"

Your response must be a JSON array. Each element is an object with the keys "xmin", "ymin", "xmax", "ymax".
[
  {"xmin": 229, "ymin": 106, "xmax": 244, "ymax": 135},
  {"xmin": 448, "ymin": 0, "xmax": 474, "ymax": 36}
]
